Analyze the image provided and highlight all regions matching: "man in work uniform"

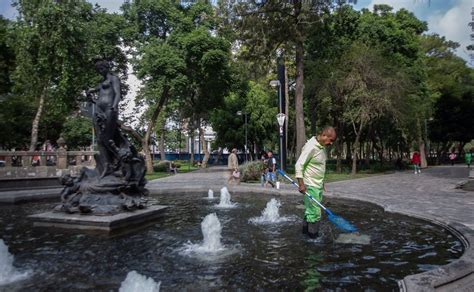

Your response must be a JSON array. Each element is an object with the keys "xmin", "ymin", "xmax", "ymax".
[{"xmin": 295, "ymin": 127, "xmax": 336, "ymax": 238}]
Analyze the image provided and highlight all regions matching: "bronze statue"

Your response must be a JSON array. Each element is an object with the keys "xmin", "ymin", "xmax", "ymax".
[{"xmin": 56, "ymin": 60, "xmax": 147, "ymax": 215}]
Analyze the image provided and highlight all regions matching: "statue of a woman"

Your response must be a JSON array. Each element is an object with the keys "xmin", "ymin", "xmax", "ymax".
[
  {"xmin": 87, "ymin": 60, "xmax": 123, "ymax": 178},
  {"xmin": 57, "ymin": 60, "xmax": 147, "ymax": 215}
]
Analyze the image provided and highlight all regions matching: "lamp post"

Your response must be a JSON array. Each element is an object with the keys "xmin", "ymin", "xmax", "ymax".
[
  {"xmin": 270, "ymin": 80, "xmax": 286, "ymax": 171},
  {"xmin": 276, "ymin": 113, "xmax": 286, "ymax": 171},
  {"xmin": 237, "ymin": 111, "xmax": 248, "ymax": 162}
]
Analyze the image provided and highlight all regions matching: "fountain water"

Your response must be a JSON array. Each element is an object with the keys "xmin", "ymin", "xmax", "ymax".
[
  {"xmin": 208, "ymin": 189, "xmax": 214, "ymax": 199},
  {"xmin": 200, "ymin": 213, "xmax": 223, "ymax": 252},
  {"xmin": 119, "ymin": 270, "xmax": 161, "ymax": 292},
  {"xmin": 0, "ymin": 239, "xmax": 29, "ymax": 286},
  {"xmin": 183, "ymin": 213, "xmax": 224, "ymax": 254},
  {"xmin": 0, "ymin": 194, "xmax": 464, "ymax": 290},
  {"xmin": 216, "ymin": 187, "xmax": 236, "ymax": 208},
  {"xmin": 249, "ymin": 198, "xmax": 294, "ymax": 224}
]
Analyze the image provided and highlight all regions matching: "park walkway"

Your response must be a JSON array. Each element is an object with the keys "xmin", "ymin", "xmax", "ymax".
[{"xmin": 148, "ymin": 164, "xmax": 474, "ymax": 231}]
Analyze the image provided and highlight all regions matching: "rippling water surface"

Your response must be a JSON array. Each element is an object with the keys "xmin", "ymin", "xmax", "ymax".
[{"xmin": 0, "ymin": 192, "xmax": 464, "ymax": 291}]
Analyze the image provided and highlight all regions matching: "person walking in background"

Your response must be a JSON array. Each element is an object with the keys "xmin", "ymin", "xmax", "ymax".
[
  {"xmin": 295, "ymin": 126, "xmax": 336, "ymax": 239},
  {"xmin": 264, "ymin": 150, "xmax": 276, "ymax": 188},
  {"xmin": 465, "ymin": 149, "xmax": 472, "ymax": 169},
  {"xmin": 449, "ymin": 151, "xmax": 457, "ymax": 166},
  {"xmin": 260, "ymin": 151, "xmax": 268, "ymax": 186},
  {"xmin": 227, "ymin": 148, "xmax": 240, "ymax": 184},
  {"xmin": 411, "ymin": 151, "xmax": 421, "ymax": 174}
]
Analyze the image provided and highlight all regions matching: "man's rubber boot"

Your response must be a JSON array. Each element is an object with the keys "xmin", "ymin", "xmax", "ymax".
[
  {"xmin": 302, "ymin": 219, "xmax": 309, "ymax": 235},
  {"xmin": 307, "ymin": 221, "xmax": 320, "ymax": 239}
]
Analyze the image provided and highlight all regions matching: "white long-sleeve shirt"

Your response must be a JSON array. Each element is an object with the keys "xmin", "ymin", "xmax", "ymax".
[{"xmin": 295, "ymin": 136, "xmax": 327, "ymax": 188}]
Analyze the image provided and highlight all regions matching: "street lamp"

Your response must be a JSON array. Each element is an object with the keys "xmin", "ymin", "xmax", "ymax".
[
  {"xmin": 276, "ymin": 113, "xmax": 286, "ymax": 170},
  {"xmin": 237, "ymin": 110, "xmax": 248, "ymax": 162},
  {"xmin": 270, "ymin": 80, "xmax": 286, "ymax": 171}
]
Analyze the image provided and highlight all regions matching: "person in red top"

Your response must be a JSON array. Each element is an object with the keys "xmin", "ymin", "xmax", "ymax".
[{"xmin": 411, "ymin": 151, "xmax": 421, "ymax": 174}]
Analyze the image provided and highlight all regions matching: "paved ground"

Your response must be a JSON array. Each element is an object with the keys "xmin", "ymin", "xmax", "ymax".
[
  {"xmin": 2, "ymin": 164, "xmax": 472, "ymax": 232},
  {"xmin": 148, "ymin": 164, "xmax": 474, "ymax": 230},
  {"xmin": 328, "ymin": 165, "xmax": 474, "ymax": 230}
]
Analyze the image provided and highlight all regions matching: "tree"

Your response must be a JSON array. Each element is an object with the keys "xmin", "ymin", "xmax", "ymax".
[
  {"xmin": 231, "ymin": 0, "xmax": 357, "ymax": 158},
  {"xmin": 134, "ymin": 41, "xmax": 187, "ymax": 172},
  {"xmin": 124, "ymin": 1, "xmax": 230, "ymax": 172},
  {"xmin": 11, "ymin": 0, "xmax": 91, "ymax": 150},
  {"xmin": 61, "ymin": 116, "xmax": 93, "ymax": 150},
  {"xmin": 174, "ymin": 22, "xmax": 231, "ymax": 167},
  {"xmin": 329, "ymin": 43, "xmax": 405, "ymax": 175},
  {"xmin": 305, "ymin": 4, "xmax": 433, "ymax": 172},
  {"xmin": 210, "ymin": 81, "xmax": 278, "ymax": 155},
  {"xmin": 419, "ymin": 34, "xmax": 474, "ymax": 161},
  {"xmin": 429, "ymin": 90, "xmax": 474, "ymax": 149},
  {"xmin": 10, "ymin": 0, "xmax": 127, "ymax": 151},
  {"xmin": 0, "ymin": 16, "xmax": 15, "ymax": 98}
]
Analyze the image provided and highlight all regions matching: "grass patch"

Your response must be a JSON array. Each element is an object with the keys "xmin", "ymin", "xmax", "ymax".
[
  {"xmin": 281, "ymin": 167, "xmax": 392, "ymax": 184},
  {"xmin": 145, "ymin": 160, "xmax": 200, "ymax": 181},
  {"xmin": 177, "ymin": 161, "xmax": 200, "ymax": 173},
  {"xmin": 325, "ymin": 171, "xmax": 379, "ymax": 183},
  {"xmin": 145, "ymin": 172, "xmax": 172, "ymax": 181}
]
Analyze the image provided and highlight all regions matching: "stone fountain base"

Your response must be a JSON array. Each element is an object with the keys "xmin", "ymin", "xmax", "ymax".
[{"xmin": 29, "ymin": 205, "xmax": 168, "ymax": 234}]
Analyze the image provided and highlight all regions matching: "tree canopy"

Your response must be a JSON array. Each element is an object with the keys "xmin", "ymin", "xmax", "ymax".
[{"xmin": 0, "ymin": 1, "xmax": 472, "ymax": 173}]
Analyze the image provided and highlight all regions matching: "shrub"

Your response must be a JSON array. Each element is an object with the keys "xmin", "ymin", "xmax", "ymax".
[
  {"xmin": 240, "ymin": 161, "xmax": 264, "ymax": 182},
  {"xmin": 153, "ymin": 161, "xmax": 169, "ymax": 172}
]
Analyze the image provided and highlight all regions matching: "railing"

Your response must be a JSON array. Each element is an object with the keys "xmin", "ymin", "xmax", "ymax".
[{"xmin": 0, "ymin": 150, "xmax": 98, "ymax": 179}]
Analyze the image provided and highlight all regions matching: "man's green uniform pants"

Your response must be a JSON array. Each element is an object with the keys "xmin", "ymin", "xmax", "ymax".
[{"xmin": 304, "ymin": 186, "xmax": 323, "ymax": 223}]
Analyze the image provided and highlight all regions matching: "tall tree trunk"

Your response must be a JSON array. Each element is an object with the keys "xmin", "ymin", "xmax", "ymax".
[
  {"xmin": 30, "ymin": 89, "xmax": 47, "ymax": 151},
  {"xmin": 118, "ymin": 121, "xmax": 142, "ymax": 144},
  {"xmin": 346, "ymin": 139, "xmax": 352, "ymax": 162},
  {"xmin": 189, "ymin": 131, "xmax": 195, "ymax": 165},
  {"xmin": 284, "ymin": 58, "xmax": 289, "ymax": 165},
  {"xmin": 309, "ymin": 93, "xmax": 317, "ymax": 135},
  {"xmin": 365, "ymin": 142, "xmax": 370, "ymax": 167},
  {"xmin": 351, "ymin": 140, "xmax": 359, "ymax": 176},
  {"xmin": 416, "ymin": 116, "xmax": 427, "ymax": 168},
  {"xmin": 335, "ymin": 139, "xmax": 342, "ymax": 173},
  {"xmin": 143, "ymin": 88, "xmax": 168, "ymax": 174},
  {"xmin": 334, "ymin": 119, "xmax": 344, "ymax": 173},
  {"xmin": 200, "ymin": 125, "xmax": 210, "ymax": 168},
  {"xmin": 294, "ymin": 1, "xmax": 306, "ymax": 158},
  {"xmin": 351, "ymin": 122, "xmax": 364, "ymax": 176},
  {"xmin": 159, "ymin": 117, "xmax": 165, "ymax": 161}
]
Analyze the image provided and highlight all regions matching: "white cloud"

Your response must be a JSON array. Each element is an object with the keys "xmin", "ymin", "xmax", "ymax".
[
  {"xmin": 87, "ymin": 0, "xmax": 123, "ymax": 13},
  {"xmin": 367, "ymin": 0, "xmax": 428, "ymax": 12},
  {"xmin": 427, "ymin": 0, "xmax": 472, "ymax": 63},
  {"xmin": 0, "ymin": 2, "xmax": 18, "ymax": 19}
]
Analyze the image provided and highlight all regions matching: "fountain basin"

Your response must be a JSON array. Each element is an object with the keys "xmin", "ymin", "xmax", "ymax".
[{"xmin": 0, "ymin": 189, "xmax": 468, "ymax": 291}]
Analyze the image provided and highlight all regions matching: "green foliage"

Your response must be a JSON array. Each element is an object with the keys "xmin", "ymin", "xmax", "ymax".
[
  {"xmin": 0, "ymin": 16, "xmax": 15, "ymax": 97},
  {"xmin": 5, "ymin": 0, "xmax": 127, "ymax": 149},
  {"xmin": 429, "ymin": 91, "xmax": 474, "ymax": 144},
  {"xmin": 209, "ymin": 81, "xmax": 278, "ymax": 152},
  {"xmin": 240, "ymin": 161, "xmax": 263, "ymax": 182},
  {"xmin": 153, "ymin": 161, "xmax": 169, "ymax": 172},
  {"xmin": 61, "ymin": 116, "xmax": 93, "ymax": 150},
  {"xmin": 0, "ymin": 95, "xmax": 35, "ymax": 149}
]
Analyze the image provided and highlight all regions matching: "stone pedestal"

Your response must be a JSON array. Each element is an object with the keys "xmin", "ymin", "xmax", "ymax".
[
  {"xmin": 29, "ymin": 205, "xmax": 168, "ymax": 235},
  {"xmin": 57, "ymin": 148, "xmax": 67, "ymax": 170},
  {"xmin": 469, "ymin": 169, "xmax": 474, "ymax": 179}
]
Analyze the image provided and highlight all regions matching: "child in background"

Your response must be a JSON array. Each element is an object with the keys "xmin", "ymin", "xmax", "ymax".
[{"xmin": 411, "ymin": 151, "xmax": 421, "ymax": 174}]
